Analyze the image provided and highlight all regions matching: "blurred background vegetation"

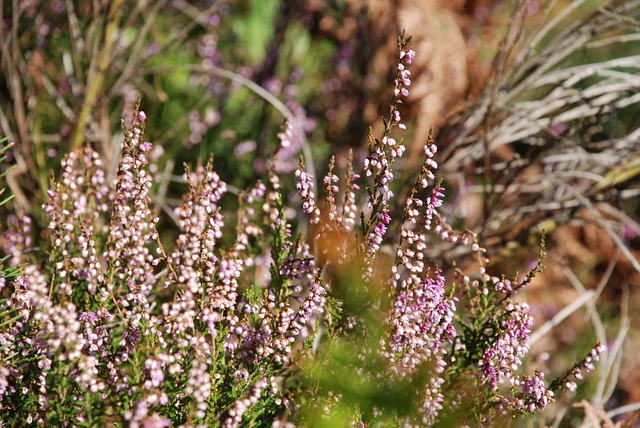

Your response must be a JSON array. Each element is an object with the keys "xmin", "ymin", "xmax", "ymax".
[{"xmin": 2, "ymin": 0, "xmax": 640, "ymax": 425}]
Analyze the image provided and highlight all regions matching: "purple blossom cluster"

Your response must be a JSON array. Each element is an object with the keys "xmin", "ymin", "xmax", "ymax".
[
  {"xmin": 478, "ymin": 302, "xmax": 533, "ymax": 390},
  {"xmin": 388, "ymin": 270, "xmax": 456, "ymax": 423},
  {"xmin": 107, "ymin": 111, "xmax": 164, "ymax": 311},
  {"xmin": 511, "ymin": 371, "xmax": 554, "ymax": 412},
  {"xmin": 0, "ymin": 104, "xmax": 332, "ymax": 426},
  {"xmin": 2, "ymin": 121, "xmax": 173, "ymax": 421},
  {"xmin": 237, "ymin": 239, "xmax": 325, "ymax": 366},
  {"xmin": 164, "ymin": 160, "xmax": 228, "ymax": 342},
  {"xmin": 43, "ymin": 146, "xmax": 110, "ymax": 296}
]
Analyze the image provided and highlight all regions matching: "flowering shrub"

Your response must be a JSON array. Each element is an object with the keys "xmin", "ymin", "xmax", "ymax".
[{"xmin": 0, "ymin": 34, "xmax": 605, "ymax": 427}]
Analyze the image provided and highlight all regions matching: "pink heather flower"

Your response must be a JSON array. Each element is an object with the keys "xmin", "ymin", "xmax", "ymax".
[
  {"xmin": 295, "ymin": 160, "xmax": 320, "ymax": 224},
  {"xmin": 400, "ymin": 49, "xmax": 416, "ymax": 64},
  {"xmin": 234, "ymin": 140, "xmax": 257, "ymax": 158},
  {"xmin": 233, "ymin": 181, "xmax": 268, "ymax": 257},
  {"xmin": 107, "ymin": 112, "xmax": 165, "ymax": 318},
  {"xmin": 274, "ymin": 119, "xmax": 304, "ymax": 173},
  {"xmin": 162, "ymin": 160, "xmax": 230, "ymax": 358},
  {"xmin": 139, "ymin": 414, "xmax": 171, "ymax": 428},
  {"xmin": 43, "ymin": 146, "xmax": 111, "ymax": 296},
  {"xmin": 393, "ymin": 49, "xmax": 414, "ymax": 101},
  {"xmin": 139, "ymin": 141, "xmax": 152, "ymax": 152},
  {"xmin": 143, "ymin": 357, "xmax": 166, "ymax": 390},
  {"xmin": 126, "ymin": 395, "xmax": 170, "ymax": 428},
  {"xmin": 561, "ymin": 341, "xmax": 606, "ymax": 388},
  {"xmin": 341, "ymin": 184, "xmax": 359, "ymax": 231},
  {"xmin": 323, "ymin": 157, "xmax": 340, "ymax": 221},
  {"xmin": 424, "ymin": 186, "xmax": 445, "ymax": 231},
  {"xmin": 289, "ymin": 277, "xmax": 326, "ymax": 338},
  {"xmin": 239, "ymin": 239, "xmax": 324, "ymax": 365},
  {"xmin": 79, "ymin": 308, "xmax": 114, "ymax": 358},
  {"xmin": 4, "ymin": 215, "xmax": 34, "ymax": 268},
  {"xmin": 0, "ymin": 366, "xmax": 10, "ymax": 404},
  {"xmin": 386, "ymin": 262, "xmax": 456, "ymax": 424},
  {"xmin": 515, "ymin": 371, "xmax": 554, "ymax": 412},
  {"xmin": 222, "ymin": 377, "xmax": 269, "ymax": 428},
  {"xmin": 388, "ymin": 269, "xmax": 456, "ymax": 373},
  {"xmin": 365, "ymin": 209, "xmax": 391, "ymax": 256},
  {"xmin": 185, "ymin": 354, "xmax": 212, "ymax": 419},
  {"xmin": 399, "ymin": 68, "xmax": 411, "ymax": 86},
  {"xmin": 478, "ymin": 302, "xmax": 533, "ymax": 390},
  {"xmin": 493, "ymin": 277, "xmax": 513, "ymax": 293},
  {"xmin": 423, "ymin": 143, "xmax": 438, "ymax": 181}
]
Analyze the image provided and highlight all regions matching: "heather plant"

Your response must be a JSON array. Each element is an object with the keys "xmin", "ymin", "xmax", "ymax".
[{"xmin": 0, "ymin": 34, "xmax": 611, "ymax": 427}]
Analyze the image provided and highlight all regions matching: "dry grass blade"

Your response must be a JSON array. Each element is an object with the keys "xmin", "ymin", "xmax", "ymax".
[
  {"xmin": 439, "ymin": 0, "xmax": 640, "ymax": 249},
  {"xmin": 575, "ymin": 399, "xmax": 621, "ymax": 428}
]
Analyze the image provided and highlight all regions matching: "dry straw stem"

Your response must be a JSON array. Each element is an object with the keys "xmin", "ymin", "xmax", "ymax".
[
  {"xmin": 562, "ymin": 265, "xmax": 628, "ymax": 405},
  {"xmin": 440, "ymin": 0, "xmax": 640, "ymax": 244},
  {"xmin": 68, "ymin": 0, "xmax": 125, "ymax": 151},
  {"xmin": 574, "ymin": 399, "xmax": 621, "ymax": 428}
]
